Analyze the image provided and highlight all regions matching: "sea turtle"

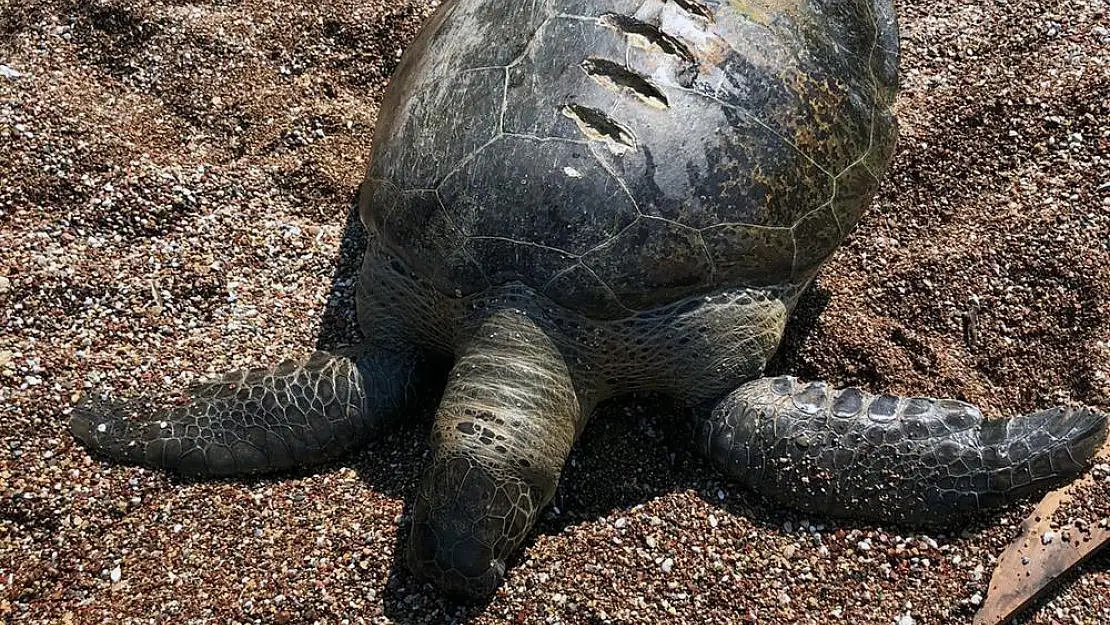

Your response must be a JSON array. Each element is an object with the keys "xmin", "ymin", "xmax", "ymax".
[{"xmin": 70, "ymin": 0, "xmax": 1107, "ymax": 601}]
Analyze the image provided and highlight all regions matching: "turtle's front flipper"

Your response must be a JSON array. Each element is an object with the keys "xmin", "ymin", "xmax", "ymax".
[
  {"xmin": 70, "ymin": 346, "xmax": 428, "ymax": 477},
  {"xmin": 407, "ymin": 309, "xmax": 588, "ymax": 601},
  {"xmin": 694, "ymin": 377, "xmax": 1107, "ymax": 525}
]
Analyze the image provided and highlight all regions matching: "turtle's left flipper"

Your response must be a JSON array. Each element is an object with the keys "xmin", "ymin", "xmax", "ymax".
[
  {"xmin": 70, "ymin": 346, "xmax": 429, "ymax": 477},
  {"xmin": 693, "ymin": 376, "xmax": 1107, "ymax": 525}
]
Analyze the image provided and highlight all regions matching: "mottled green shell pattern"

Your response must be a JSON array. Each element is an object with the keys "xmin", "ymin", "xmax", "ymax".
[{"xmin": 363, "ymin": 0, "xmax": 899, "ymax": 318}]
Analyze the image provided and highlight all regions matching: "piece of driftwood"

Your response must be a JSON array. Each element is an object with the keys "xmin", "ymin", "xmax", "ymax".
[{"xmin": 974, "ymin": 440, "xmax": 1110, "ymax": 625}]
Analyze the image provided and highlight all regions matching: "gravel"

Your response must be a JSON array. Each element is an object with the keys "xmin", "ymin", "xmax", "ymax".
[{"xmin": 2, "ymin": 0, "xmax": 1108, "ymax": 624}]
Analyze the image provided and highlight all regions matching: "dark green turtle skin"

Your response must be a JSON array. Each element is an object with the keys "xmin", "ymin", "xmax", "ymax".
[{"xmin": 70, "ymin": 0, "xmax": 1107, "ymax": 602}]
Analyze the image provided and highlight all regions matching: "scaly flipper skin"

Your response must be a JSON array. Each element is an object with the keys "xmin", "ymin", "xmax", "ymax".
[
  {"xmin": 70, "ymin": 346, "xmax": 427, "ymax": 477},
  {"xmin": 407, "ymin": 309, "xmax": 590, "ymax": 600},
  {"xmin": 695, "ymin": 377, "xmax": 1108, "ymax": 525}
]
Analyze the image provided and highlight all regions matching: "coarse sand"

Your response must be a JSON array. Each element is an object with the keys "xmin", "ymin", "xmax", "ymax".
[{"xmin": 1, "ymin": 0, "xmax": 1108, "ymax": 623}]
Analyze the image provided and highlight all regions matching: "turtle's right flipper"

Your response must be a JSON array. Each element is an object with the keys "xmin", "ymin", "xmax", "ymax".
[
  {"xmin": 694, "ymin": 376, "xmax": 1107, "ymax": 526},
  {"xmin": 70, "ymin": 346, "xmax": 428, "ymax": 477}
]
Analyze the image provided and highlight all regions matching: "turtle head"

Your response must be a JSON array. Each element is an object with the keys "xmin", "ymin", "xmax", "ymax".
[{"xmin": 406, "ymin": 455, "xmax": 541, "ymax": 602}]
